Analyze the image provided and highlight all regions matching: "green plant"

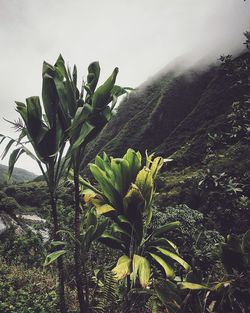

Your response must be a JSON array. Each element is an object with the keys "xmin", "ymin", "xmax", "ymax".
[
  {"xmin": 0, "ymin": 55, "xmax": 81, "ymax": 313},
  {"xmin": 81, "ymin": 149, "xmax": 190, "ymax": 293},
  {"xmin": 0, "ymin": 262, "xmax": 57, "ymax": 313},
  {"xmin": 43, "ymin": 56, "xmax": 130, "ymax": 313},
  {"xmin": 0, "ymin": 227, "xmax": 45, "ymax": 267},
  {"xmin": 174, "ymin": 230, "xmax": 250, "ymax": 313},
  {"xmin": 0, "ymin": 196, "xmax": 20, "ymax": 215},
  {"xmin": 1, "ymin": 54, "xmax": 130, "ymax": 313}
]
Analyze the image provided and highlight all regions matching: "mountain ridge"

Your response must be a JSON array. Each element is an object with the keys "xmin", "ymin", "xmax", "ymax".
[{"xmin": 0, "ymin": 164, "xmax": 37, "ymax": 184}]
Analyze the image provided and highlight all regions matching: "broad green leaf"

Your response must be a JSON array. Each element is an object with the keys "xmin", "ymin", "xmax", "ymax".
[
  {"xmin": 123, "ymin": 184, "xmax": 144, "ymax": 214},
  {"xmin": 82, "ymin": 188, "xmax": 96, "ymax": 203},
  {"xmin": 26, "ymin": 96, "xmax": 42, "ymax": 121},
  {"xmin": 118, "ymin": 215, "xmax": 131, "ymax": 225},
  {"xmin": 109, "ymin": 86, "xmax": 125, "ymax": 110},
  {"xmin": 138, "ymin": 256, "xmax": 150, "ymax": 288},
  {"xmin": 54, "ymin": 69, "xmax": 72, "ymax": 121},
  {"xmin": 135, "ymin": 167, "xmax": 153, "ymax": 212},
  {"xmin": 131, "ymin": 254, "xmax": 142, "ymax": 285},
  {"xmin": 95, "ymin": 204, "xmax": 116, "ymax": 215},
  {"xmin": 92, "ymin": 67, "xmax": 119, "ymax": 110},
  {"xmin": 135, "ymin": 167, "xmax": 154, "ymax": 225},
  {"xmin": 112, "ymin": 223, "xmax": 130, "ymax": 237},
  {"xmin": 148, "ymin": 156, "xmax": 164, "ymax": 179},
  {"xmin": 54, "ymin": 54, "xmax": 66, "ymax": 77},
  {"xmin": 1, "ymin": 139, "xmax": 15, "ymax": 160},
  {"xmin": 86, "ymin": 61, "xmax": 100, "ymax": 93},
  {"xmin": 112, "ymin": 255, "xmax": 131, "ymax": 280},
  {"xmin": 44, "ymin": 250, "xmax": 66, "ymax": 266},
  {"xmin": 146, "ymin": 238, "xmax": 179, "ymax": 253},
  {"xmin": 152, "ymin": 221, "xmax": 180, "ymax": 238},
  {"xmin": 99, "ymin": 233, "xmax": 124, "ymax": 251},
  {"xmin": 54, "ymin": 56, "xmax": 77, "ymax": 116},
  {"xmin": 149, "ymin": 253, "xmax": 175, "ymax": 278},
  {"xmin": 123, "ymin": 148, "xmax": 142, "ymax": 182},
  {"xmin": 89, "ymin": 163, "xmax": 121, "ymax": 208},
  {"xmin": 95, "ymin": 154, "xmax": 115, "ymax": 182},
  {"xmin": 123, "ymin": 184, "xmax": 144, "ymax": 242},
  {"xmin": 131, "ymin": 254, "xmax": 151, "ymax": 287},
  {"xmin": 42, "ymin": 61, "xmax": 54, "ymax": 77},
  {"xmin": 178, "ymin": 282, "xmax": 209, "ymax": 290},
  {"xmin": 211, "ymin": 281, "xmax": 231, "ymax": 291},
  {"xmin": 111, "ymin": 85, "xmax": 129, "ymax": 97},
  {"xmin": 50, "ymin": 241, "xmax": 66, "ymax": 247},
  {"xmin": 37, "ymin": 119, "xmax": 61, "ymax": 159},
  {"xmin": 8, "ymin": 148, "xmax": 25, "ymax": 178},
  {"xmin": 26, "ymin": 96, "xmax": 47, "ymax": 143},
  {"xmin": 69, "ymin": 104, "xmax": 93, "ymax": 132},
  {"xmin": 71, "ymin": 121, "xmax": 94, "ymax": 151},
  {"xmin": 110, "ymin": 157, "xmax": 130, "ymax": 195},
  {"xmin": 156, "ymin": 247, "xmax": 191, "ymax": 271},
  {"xmin": 42, "ymin": 70, "xmax": 58, "ymax": 126}
]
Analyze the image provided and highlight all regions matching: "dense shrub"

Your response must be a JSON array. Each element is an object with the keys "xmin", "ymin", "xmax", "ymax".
[
  {"xmin": 0, "ymin": 196, "xmax": 20, "ymax": 215},
  {"xmin": 0, "ymin": 191, "xmax": 7, "ymax": 201},
  {"xmin": 0, "ymin": 227, "xmax": 45, "ymax": 267},
  {"xmin": 150, "ymin": 205, "xmax": 224, "ymax": 274},
  {"xmin": 0, "ymin": 262, "xmax": 57, "ymax": 313}
]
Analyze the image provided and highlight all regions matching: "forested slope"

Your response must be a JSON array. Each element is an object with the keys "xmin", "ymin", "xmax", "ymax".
[
  {"xmin": 0, "ymin": 164, "xmax": 37, "ymax": 184},
  {"xmin": 83, "ymin": 52, "xmax": 250, "ymax": 235}
]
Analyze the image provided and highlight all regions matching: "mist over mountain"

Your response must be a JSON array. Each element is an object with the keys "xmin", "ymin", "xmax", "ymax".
[{"xmin": 83, "ymin": 50, "xmax": 248, "ymax": 169}]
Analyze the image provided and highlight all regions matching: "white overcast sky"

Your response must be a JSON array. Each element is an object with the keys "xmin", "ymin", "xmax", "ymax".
[{"xmin": 0, "ymin": 0, "xmax": 250, "ymax": 174}]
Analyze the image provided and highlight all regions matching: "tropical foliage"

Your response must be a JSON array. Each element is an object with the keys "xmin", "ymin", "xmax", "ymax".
[
  {"xmin": 80, "ymin": 149, "xmax": 190, "ymax": 289},
  {"xmin": 0, "ymin": 33, "xmax": 249, "ymax": 313}
]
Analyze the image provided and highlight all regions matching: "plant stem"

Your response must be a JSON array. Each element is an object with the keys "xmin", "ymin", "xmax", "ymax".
[
  {"xmin": 73, "ymin": 163, "xmax": 88, "ymax": 313},
  {"xmin": 50, "ymin": 193, "xmax": 67, "ymax": 313},
  {"xmin": 49, "ymin": 161, "xmax": 67, "ymax": 313},
  {"xmin": 126, "ymin": 275, "xmax": 131, "ymax": 312}
]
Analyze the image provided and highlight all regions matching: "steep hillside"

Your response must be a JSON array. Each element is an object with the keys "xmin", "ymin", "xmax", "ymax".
[
  {"xmin": 83, "ymin": 53, "xmax": 247, "ymax": 168},
  {"xmin": 83, "ymin": 67, "xmax": 215, "ymax": 165},
  {"xmin": 83, "ymin": 51, "xmax": 250, "ymax": 235},
  {"xmin": 0, "ymin": 164, "xmax": 37, "ymax": 184}
]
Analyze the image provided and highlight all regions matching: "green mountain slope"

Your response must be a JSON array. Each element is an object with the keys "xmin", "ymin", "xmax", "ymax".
[
  {"xmin": 83, "ymin": 52, "xmax": 250, "ymax": 235},
  {"xmin": 0, "ymin": 164, "xmax": 37, "ymax": 184},
  {"xmin": 83, "ymin": 54, "xmax": 246, "ymax": 167}
]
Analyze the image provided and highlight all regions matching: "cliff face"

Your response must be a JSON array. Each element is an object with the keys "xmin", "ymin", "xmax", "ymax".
[{"xmin": 83, "ymin": 57, "xmax": 241, "ymax": 168}]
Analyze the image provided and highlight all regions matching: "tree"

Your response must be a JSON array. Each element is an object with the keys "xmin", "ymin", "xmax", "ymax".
[
  {"xmin": 46, "ymin": 57, "xmax": 130, "ymax": 312},
  {"xmin": 1, "ymin": 54, "xmax": 130, "ymax": 313},
  {"xmin": 0, "ymin": 55, "xmax": 75, "ymax": 313}
]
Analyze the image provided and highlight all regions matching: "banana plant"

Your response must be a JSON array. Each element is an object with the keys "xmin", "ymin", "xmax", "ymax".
[{"xmin": 80, "ymin": 149, "xmax": 190, "ymax": 291}]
